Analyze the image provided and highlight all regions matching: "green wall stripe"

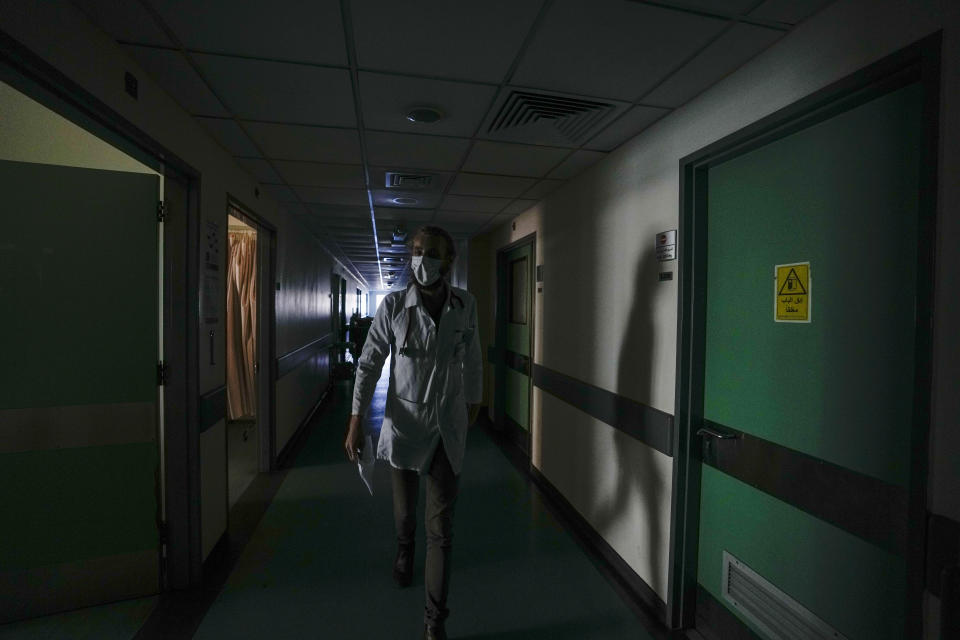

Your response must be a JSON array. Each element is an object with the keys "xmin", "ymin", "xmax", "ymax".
[
  {"xmin": 533, "ymin": 363, "xmax": 674, "ymax": 456},
  {"xmin": 701, "ymin": 419, "xmax": 908, "ymax": 555}
]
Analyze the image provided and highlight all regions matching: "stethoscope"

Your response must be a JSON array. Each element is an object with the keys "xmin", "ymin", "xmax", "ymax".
[{"xmin": 397, "ymin": 283, "xmax": 465, "ymax": 358}]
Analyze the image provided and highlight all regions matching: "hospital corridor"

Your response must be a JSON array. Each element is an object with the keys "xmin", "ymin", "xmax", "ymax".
[{"xmin": 0, "ymin": 0, "xmax": 958, "ymax": 638}]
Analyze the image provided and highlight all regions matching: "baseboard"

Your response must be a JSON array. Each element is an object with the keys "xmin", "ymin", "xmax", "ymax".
[
  {"xmin": 480, "ymin": 419, "xmax": 671, "ymax": 633},
  {"xmin": 276, "ymin": 382, "xmax": 332, "ymax": 468},
  {"xmin": 528, "ymin": 464, "xmax": 669, "ymax": 623}
]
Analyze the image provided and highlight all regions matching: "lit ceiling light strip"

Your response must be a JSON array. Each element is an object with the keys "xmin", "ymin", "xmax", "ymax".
[{"xmin": 340, "ymin": 0, "xmax": 383, "ymax": 290}]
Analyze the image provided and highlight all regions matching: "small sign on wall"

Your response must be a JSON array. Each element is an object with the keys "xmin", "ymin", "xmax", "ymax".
[
  {"xmin": 775, "ymin": 262, "xmax": 811, "ymax": 323},
  {"xmin": 656, "ymin": 230, "xmax": 676, "ymax": 261}
]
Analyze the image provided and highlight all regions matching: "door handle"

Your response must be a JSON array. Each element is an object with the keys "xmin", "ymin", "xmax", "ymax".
[{"xmin": 697, "ymin": 426, "xmax": 738, "ymax": 440}]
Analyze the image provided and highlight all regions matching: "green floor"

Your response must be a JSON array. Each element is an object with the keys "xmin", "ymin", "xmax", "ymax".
[
  {"xmin": 1, "ymin": 375, "xmax": 659, "ymax": 639},
  {"xmin": 0, "ymin": 596, "xmax": 158, "ymax": 640},
  {"xmin": 191, "ymin": 380, "xmax": 658, "ymax": 639}
]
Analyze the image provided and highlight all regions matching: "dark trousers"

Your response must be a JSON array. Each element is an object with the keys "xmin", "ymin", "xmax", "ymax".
[{"xmin": 391, "ymin": 439, "xmax": 460, "ymax": 627}]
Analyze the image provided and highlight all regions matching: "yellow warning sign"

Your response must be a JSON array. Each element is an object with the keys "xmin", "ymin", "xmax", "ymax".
[{"xmin": 775, "ymin": 262, "xmax": 811, "ymax": 323}]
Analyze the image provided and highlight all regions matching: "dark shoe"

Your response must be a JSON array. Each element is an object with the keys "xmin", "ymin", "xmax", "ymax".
[
  {"xmin": 392, "ymin": 544, "xmax": 413, "ymax": 587},
  {"xmin": 424, "ymin": 624, "xmax": 447, "ymax": 640}
]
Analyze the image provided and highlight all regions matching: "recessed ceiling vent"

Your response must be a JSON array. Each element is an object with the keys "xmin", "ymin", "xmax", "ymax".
[
  {"xmin": 385, "ymin": 172, "xmax": 433, "ymax": 189},
  {"xmin": 488, "ymin": 90, "xmax": 615, "ymax": 145}
]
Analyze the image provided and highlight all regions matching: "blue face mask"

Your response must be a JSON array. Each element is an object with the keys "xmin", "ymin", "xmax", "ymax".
[{"xmin": 411, "ymin": 255, "xmax": 443, "ymax": 286}]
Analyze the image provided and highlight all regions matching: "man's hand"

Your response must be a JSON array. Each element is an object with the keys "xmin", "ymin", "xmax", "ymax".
[
  {"xmin": 344, "ymin": 414, "xmax": 363, "ymax": 462},
  {"xmin": 467, "ymin": 404, "xmax": 481, "ymax": 427}
]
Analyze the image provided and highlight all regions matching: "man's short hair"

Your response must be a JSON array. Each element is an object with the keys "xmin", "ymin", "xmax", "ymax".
[{"xmin": 411, "ymin": 225, "xmax": 456, "ymax": 259}]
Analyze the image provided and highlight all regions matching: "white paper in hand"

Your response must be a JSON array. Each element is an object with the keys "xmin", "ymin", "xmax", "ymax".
[{"xmin": 357, "ymin": 434, "xmax": 375, "ymax": 495}]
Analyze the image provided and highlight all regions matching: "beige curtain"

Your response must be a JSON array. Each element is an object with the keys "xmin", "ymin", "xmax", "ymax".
[{"xmin": 227, "ymin": 231, "xmax": 257, "ymax": 420}]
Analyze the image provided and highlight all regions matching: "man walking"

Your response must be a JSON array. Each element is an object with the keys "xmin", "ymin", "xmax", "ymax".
[{"xmin": 344, "ymin": 225, "xmax": 482, "ymax": 640}]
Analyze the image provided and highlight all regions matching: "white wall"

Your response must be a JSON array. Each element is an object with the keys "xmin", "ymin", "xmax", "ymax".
[
  {"xmin": 472, "ymin": 0, "xmax": 958, "ymax": 626},
  {"xmin": 0, "ymin": 79, "xmax": 154, "ymax": 175}
]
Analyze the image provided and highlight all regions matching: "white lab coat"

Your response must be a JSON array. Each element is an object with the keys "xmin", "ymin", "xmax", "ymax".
[{"xmin": 352, "ymin": 283, "xmax": 483, "ymax": 475}]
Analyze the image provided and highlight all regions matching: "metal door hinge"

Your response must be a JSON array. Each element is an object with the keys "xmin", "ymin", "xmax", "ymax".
[
  {"xmin": 156, "ymin": 200, "xmax": 166, "ymax": 222},
  {"xmin": 157, "ymin": 361, "xmax": 168, "ymax": 386}
]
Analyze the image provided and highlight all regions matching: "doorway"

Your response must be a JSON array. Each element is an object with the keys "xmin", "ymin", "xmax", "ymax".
[
  {"xmin": 0, "ymin": 75, "xmax": 164, "ymax": 620},
  {"xmin": 671, "ymin": 38, "xmax": 938, "ymax": 640},
  {"xmin": 225, "ymin": 205, "xmax": 274, "ymax": 507},
  {"xmin": 493, "ymin": 235, "xmax": 535, "ymax": 456}
]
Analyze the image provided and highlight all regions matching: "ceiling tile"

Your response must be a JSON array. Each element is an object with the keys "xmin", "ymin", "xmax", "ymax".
[
  {"xmin": 661, "ymin": 0, "xmax": 764, "ymax": 14},
  {"xmin": 502, "ymin": 199, "xmax": 538, "ymax": 215},
  {"xmin": 272, "ymin": 161, "xmax": 365, "ymax": 189},
  {"xmin": 149, "ymin": 0, "xmax": 347, "ymax": 65},
  {"xmin": 512, "ymin": 0, "xmax": 727, "ymax": 101},
  {"xmin": 123, "ymin": 45, "xmax": 228, "ymax": 116},
  {"xmin": 282, "ymin": 201, "xmax": 309, "ymax": 216},
  {"xmin": 462, "ymin": 141, "xmax": 569, "ymax": 178},
  {"xmin": 294, "ymin": 186, "xmax": 368, "ymax": 206},
  {"xmin": 749, "ymin": 0, "xmax": 835, "ymax": 25},
  {"xmin": 259, "ymin": 183, "xmax": 298, "ymax": 202},
  {"xmin": 434, "ymin": 210, "xmax": 493, "ymax": 224},
  {"xmin": 194, "ymin": 117, "xmax": 261, "ymax": 156},
  {"xmin": 243, "ymin": 122, "xmax": 362, "ymax": 163},
  {"xmin": 584, "ymin": 105, "xmax": 672, "ymax": 151},
  {"xmin": 359, "ymin": 72, "xmax": 497, "ymax": 137},
  {"xmin": 75, "ymin": 0, "xmax": 174, "ymax": 46},
  {"xmin": 520, "ymin": 179, "xmax": 564, "ymax": 200},
  {"xmin": 547, "ymin": 150, "xmax": 607, "ymax": 180},
  {"xmin": 374, "ymin": 208, "xmax": 434, "ymax": 226},
  {"xmin": 307, "ymin": 204, "xmax": 370, "ymax": 218},
  {"xmin": 351, "ymin": 0, "xmax": 542, "ymax": 82},
  {"xmin": 440, "ymin": 195, "xmax": 512, "ymax": 213},
  {"xmin": 365, "ymin": 131, "xmax": 471, "ymax": 171},
  {"xmin": 642, "ymin": 23, "xmax": 784, "ymax": 107},
  {"xmin": 449, "ymin": 173, "xmax": 537, "ymax": 198},
  {"xmin": 192, "ymin": 54, "xmax": 355, "ymax": 126},
  {"xmin": 235, "ymin": 157, "xmax": 282, "ymax": 183},
  {"xmin": 484, "ymin": 214, "xmax": 514, "ymax": 232},
  {"xmin": 433, "ymin": 211, "xmax": 491, "ymax": 233},
  {"xmin": 371, "ymin": 189, "xmax": 442, "ymax": 209}
]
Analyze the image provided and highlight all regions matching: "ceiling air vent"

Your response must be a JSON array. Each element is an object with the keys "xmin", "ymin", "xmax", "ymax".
[
  {"xmin": 487, "ymin": 90, "xmax": 617, "ymax": 145},
  {"xmin": 385, "ymin": 172, "xmax": 433, "ymax": 189}
]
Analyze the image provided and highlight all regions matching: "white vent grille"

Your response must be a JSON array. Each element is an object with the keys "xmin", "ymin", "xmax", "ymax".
[
  {"xmin": 385, "ymin": 172, "xmax": 433, "ymax": 189},
  {"xmin": 722, "ymin": 551, "xmax": 848, "ymax": 640},
  {"xmin": 487, "ymin": 90, "xmax": 615, "ymax": 144}
]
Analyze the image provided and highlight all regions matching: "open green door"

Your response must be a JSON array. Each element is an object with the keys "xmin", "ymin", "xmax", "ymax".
[
  {"xmin": 0, "ymin": 160, "xmax": 160, "ymax": 621},
  {"xmin": 694, "ymin": 82, "xmax": 924, "ymax": 639},
  {"xmin": 494, "ymin": 240, "xmax": 534, "ymax": 454}
]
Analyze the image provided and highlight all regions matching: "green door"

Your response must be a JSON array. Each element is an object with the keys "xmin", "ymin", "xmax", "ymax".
[
  {"xmin": 695, "ymin": 83, "xmax": 922, "ymax": 639},
  {"xmin": 495, "ymin": 241, "xmax": 533, "ymax": 452},
  {"xmin": 0, "ymin": 160, "xmax": 160, "ymax": 620}
]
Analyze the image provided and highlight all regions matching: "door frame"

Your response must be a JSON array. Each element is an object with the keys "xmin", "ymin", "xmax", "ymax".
[
  {"xmin": 493, "ymin": 232, "xmax": 537, "ymax": 457},
  {"xmin": 0, "ymin": 27, "xmax": 205, "ymax": 590},
  {"xmin": 667, "ymin": 32, "xmax": 941, "ymax": 637},
  {"xmin": 226, "ymin": 197, "xmax": 278, "ymax": 475},
  {"xmin": 667, "ymin": 34, "xmax": 941, "ymax": 635}
]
